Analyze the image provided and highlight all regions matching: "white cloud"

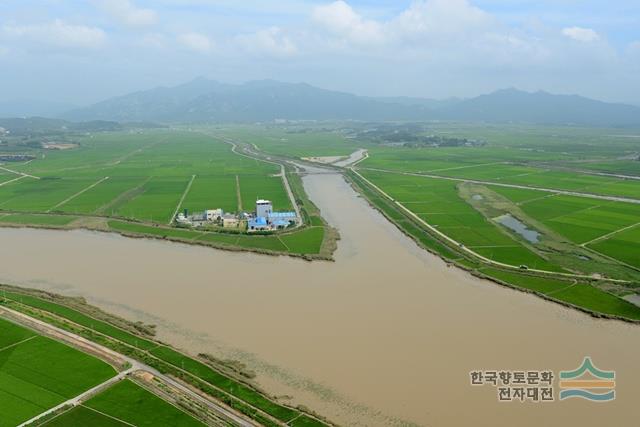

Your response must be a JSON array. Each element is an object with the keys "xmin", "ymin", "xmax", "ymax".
[
  {"xmin": 137, "ymin": 33, "xmax": 166, "ymax": 49},
  {"xmin": 237, "ymin": 27, "xmax": 297, "ymax": 58},
  {"xmin": 312, "ymin": 1, "xmax": 385, "ymax": 45},
  {"xmin": 96, "ymin": 0, "xmax": 157, "ymax": 27},
  {"xmin": 390, "ymin": 0, "xmax": 492, "ymax": 40},
  {"xmin": 178, "ymin": 32, "xmax": 213, "ymax": 53},
  {"xmin": 562, "ymin": 27, "xmax": 600, "ymax": 42},
  {"xmin": 3, "ymin": 20, "xmax": 106, "ymax": 49}
]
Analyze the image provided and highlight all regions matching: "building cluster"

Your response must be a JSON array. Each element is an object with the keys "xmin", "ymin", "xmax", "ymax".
[{"xmin": 176, "ymin": 199, "xmax": 298, "ymax": 232}]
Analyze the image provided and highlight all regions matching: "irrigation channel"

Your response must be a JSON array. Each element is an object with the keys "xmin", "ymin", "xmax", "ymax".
[{"xmin": 0, "ymin": 163, "xmax": 639, "ymax": 426}]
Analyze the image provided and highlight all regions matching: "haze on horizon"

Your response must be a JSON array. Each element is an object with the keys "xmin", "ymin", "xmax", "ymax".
[{"xmin": 1, "ymin": 0, "xmax": 639, "ymax": 110}]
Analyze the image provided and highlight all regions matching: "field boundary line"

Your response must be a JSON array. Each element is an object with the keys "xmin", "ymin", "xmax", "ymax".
[
  {"xmin": 16, "ymin": 366, "xmax": 132, "ymax": 427},
  {"xmin": 218, "ymin": 136, "xmax": 302, "ymax": 225},
  {"xmin": 47, "ymin": 176, "xmax": 110, "ymax": 213},
  {"xmin": 0, "ymin": 175, "xmax": 27, "ymax": 187},
  {"xmin": 277, "ymin": 236, "xmax": 290, "ymax": 252},
  {"xmin": 544, "ymin": 203, "xmax": 602, "ymax": 223},
  {"xmin": 0, "ymin": 335, "xmax": 37, "ymax": 352},
  {"xmin": 350, "ymin": 168, "xmax": 631, "ymax": 284},
  {"xmin": 0, "ymin": 166, "xmax": 40, "ymax": 180},
  {"xmin": 426, "ymin": 161, "xmax": 506, "ymax": 173},
  {"xmin": 79, "ymin": 404, "xmax": 135, "ymax": 427},
  {"xmin": 235, "ymin": 175, "xmax": 243, "ymax": 212},
  {"xmin": 358, "ymin": 167, "xmax": 640, "ymax": 205},
  {"xmin": 1, "ymin": 304, "xmax": 258, "ymax": 427},
  {"xmin": 582, "ymin": 222, "xmax": 640, "ymax": 247},
  {"xmin": 169, "ymin": 174, "xmax": 196, "ymax": 225}
]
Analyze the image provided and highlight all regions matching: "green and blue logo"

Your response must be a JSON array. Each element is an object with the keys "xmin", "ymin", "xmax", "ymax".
[{"xmin": 559, "ymin": 357, "xmax": 615, "ymax": 402}]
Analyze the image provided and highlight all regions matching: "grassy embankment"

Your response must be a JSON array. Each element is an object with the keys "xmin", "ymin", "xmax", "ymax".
[
  {"xmin": 346, "ymin": 169, "xmax": 640, "ymax": 321},
  {"xmin": 0, "ymin": 285, "xmax": 333, "ymax": 427}
]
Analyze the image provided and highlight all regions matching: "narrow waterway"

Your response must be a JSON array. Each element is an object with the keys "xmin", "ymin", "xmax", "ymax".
[{"xmin": 0, "ymin": 171, "xmax": 638, "ymax": 426}]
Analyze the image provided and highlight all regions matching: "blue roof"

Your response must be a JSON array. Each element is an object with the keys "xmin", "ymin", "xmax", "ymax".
[
  {"xmin": 268, "ymin": 211, "xmax": 297, "ymax": 218},
  {"xmin": 272, "ymin": 219, "xmax": 289, "ymax": 226},
  {"xmin": 249, "ymin": 216, "xmax": 268, "ymax": 227}
]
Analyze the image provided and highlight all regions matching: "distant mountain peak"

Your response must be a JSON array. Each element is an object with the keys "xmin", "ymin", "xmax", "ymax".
[{"xmin": 60, "ymin": 79, "xmax": 640, "ymax": 127}]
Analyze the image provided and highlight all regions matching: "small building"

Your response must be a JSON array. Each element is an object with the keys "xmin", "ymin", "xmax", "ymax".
[
  {"xmin": 248, "ymin": 216, "xmax": 269, "ymax": 231},
  {"xmin": 256, "ymin": 199, "xmax": 273, "ymax": 219},
  {"xmin": 267, "ymin": 211, "xmax": 297, "ymax": 226},
  {"xmin": 271, "ymin": 219, "xmax": 290, "ymax": 229},
  {"xmin": 222, "ymin": 214, "xmax": 240, "ymax": 228},
  {"xmin": 205, "ymin": 209, "xmax": 224, "ymax": 221}
]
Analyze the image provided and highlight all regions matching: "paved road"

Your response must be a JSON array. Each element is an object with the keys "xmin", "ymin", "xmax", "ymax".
[
  {"xmin": 18, "ymin": 367, "xmax": 135, "ymax": 427},
  {"xmin": 350, "ymin": 168, "xmax": 631, "ymax": 284},
  {"xmin": 0, "ymin": 165, "xmax": 40, "ymax": 179},
  {"xmin": 219, "ymin": 137, "xmax": 302, "ymax": 225},
  {"xmin": 2, "ymin": 306, "xmax": 259, "ymax": 427},
  {"xmin": 358, "ymin": 167, "xmax": 640, "ymax": 205}
]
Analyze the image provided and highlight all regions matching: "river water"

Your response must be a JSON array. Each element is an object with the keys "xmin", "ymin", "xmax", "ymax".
[{"xmin": 0, "ymin": 171, "xmax": 638, "ymax": 426}]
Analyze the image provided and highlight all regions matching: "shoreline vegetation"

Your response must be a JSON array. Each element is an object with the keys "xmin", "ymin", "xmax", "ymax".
[
  {"xmin": 0, "ymin": 283, "xmax": 335, "ymax": 427},
  {"xmin": 0, "ymin": 145, "xmax": 339, "ymax": 260},
  {"xmin": 344, "ymin": 169, "xmax": 640, "ymax": 323}
]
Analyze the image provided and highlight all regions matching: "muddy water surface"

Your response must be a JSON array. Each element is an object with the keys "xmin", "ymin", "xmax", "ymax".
[{"xmin": 0, "ymin": 171, "xmax": 639, "ymax": 426}]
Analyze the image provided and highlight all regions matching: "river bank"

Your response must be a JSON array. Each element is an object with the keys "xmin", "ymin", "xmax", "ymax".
[{"xmin": 0, "ymin": 170, "xmax": 639, "ymax": 426}]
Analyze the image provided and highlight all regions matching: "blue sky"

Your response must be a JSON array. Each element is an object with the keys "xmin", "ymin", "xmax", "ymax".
[{"xmin": 0, "ymin": 0, "xmax": 638, "ymax": 106}]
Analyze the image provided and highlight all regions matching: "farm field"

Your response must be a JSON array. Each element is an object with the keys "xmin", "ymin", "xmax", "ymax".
[
  {"xmin": 513, "ymin": 195, "xmax": 640, "ymax": 244},
  {"xmin": 0, "ymin": 130, "xmax": 331, "ymax": 256},
  {"xmin": 0, "ymin": 287, "xmax": 329, "ymax": 427},
  {"xmin": 44, "ymin": 379, "xmax": 205, "ymax": 427},
  {"xmin": 0, "ymin": 131, "xmax": 285, "ymax": 220},
  {"xmin": 333, "ymin": 123, "xmax": 640, "ymax": 320},
  {"xmin": 359, "ymin": 169, "xmax": 563, "ymax": 271},
  {"xmin": 589, "ymin": 226, "xmax": 640, "ymax": 269},
  {"xmin": 0, "ymin": 317, "xmax": 116, "ymax": 427},
  {"xmin": 215, "ymin": 125, "xmax": 361, "ymax": 158},
  {"xmin": 479, "ymin": 268, "xmax": 640, "ymax": 320}
]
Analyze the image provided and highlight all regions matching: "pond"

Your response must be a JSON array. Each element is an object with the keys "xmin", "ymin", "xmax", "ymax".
[{"xmin": 496, "ymin": 213, "xmax": 541, "ymax": 243}]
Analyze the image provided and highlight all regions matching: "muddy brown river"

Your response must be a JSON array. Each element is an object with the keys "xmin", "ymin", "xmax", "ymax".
[{"xmin": 0, "ymin": 171, "xmax": 638, "ymax": 426}]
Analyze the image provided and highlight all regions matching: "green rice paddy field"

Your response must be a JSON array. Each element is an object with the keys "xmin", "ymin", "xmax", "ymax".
[
  {"xmin": 359, "ymin": 169, "xmax": 564, "ymax": 271},
  {"xmin": 43, "ymin": 379, "xmax": 204, "ymax": 427},
  {"xmin": 0, "ymin": 130, "xmax": 325, "ymax": 255},
  {"xmin": 0, "ymin": 132, "xmax": 287, "ymax": 222},
  {"xmin": 0, "ymin": 317, "xmax": 116, "ymax": 427}
]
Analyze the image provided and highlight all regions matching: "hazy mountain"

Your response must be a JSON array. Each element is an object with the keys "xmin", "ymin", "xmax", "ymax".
[
  {"xmin": 440, "ymin": 88, "xmax": 640, "ymax": 127},
  {"xmin": 63, "ymin": 78, "xmax": 429, "ymax": 123},
  {"xmin": 62, "ymin": 79, "xmax": 640, "ymax": 126},
  {"xmin": 0, "ymin": 117, "xmax": 163, "ymax": 136},
  {"xmin": 0, "ymin": 99, "xmax": 78, "ymax": 118},
  {"xmin": 371, "ymin": 96, "xmax": 462, "ymax": 110}
]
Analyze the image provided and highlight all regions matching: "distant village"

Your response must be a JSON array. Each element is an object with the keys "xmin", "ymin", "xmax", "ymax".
[{"xmin": 176, "ymin": 199, "xmax": 299, "ymax": 232}]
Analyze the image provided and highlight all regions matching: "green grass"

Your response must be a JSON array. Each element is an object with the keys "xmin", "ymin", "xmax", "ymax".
[
  {"xmin": 84, "ymin": 379, "xmax": 204, "ymax": 426},
  {"xmin": 0, "ymin": 214, "xmax": 76, "ymax": 226},
  {"xmin": 108, "ymin": 220, "xmax": 201, "ymax": 241},
  {"xmin": 479, "ymin": 268, "xmax": 640, "ymax": 320},
  {"xmin": 0, "ymin": 318, "xmax": 116, "ymax": 427},
  {"xmin": 552, "ymin": 285, "xmax": 640, "ymax": 320},
  {"xmin": 149, "ymin": 346, "xmax": 299, "ymax": 421},
  {"xmin": 0, "ymin": 129, "xmax": 330, "ymax": 257},
  {"xmin": 43, "ymin": 405, "xmax": 127, "ymax": 426},
  {"xmin": 1, "ymin": 290, "xmax": 327, "ymax": 426},
  {"xmin": 2, "ymin": 291, "xmax": 157, "ymax": 350},
  {"xmin": 360, "ymin": 169, "xmax": 565, "ymax": 271},
  {"xmin": 181, "ymin": 175, "xmax": 237, "ymax": 213},
  {"xmin": 280, "ymin": 227, "xmax": 325, "ymax": 254},
  {"xmin": 589, "ymin": 226, "xmax": 640, "ymax": 269}
]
